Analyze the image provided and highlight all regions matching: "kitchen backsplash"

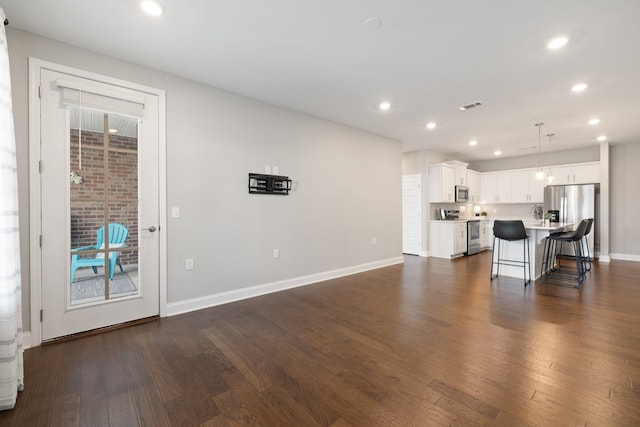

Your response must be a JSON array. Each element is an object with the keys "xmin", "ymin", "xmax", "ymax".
[{"xmin": 430, "ymin": 203, "xmax": 542, "ymax": 220}]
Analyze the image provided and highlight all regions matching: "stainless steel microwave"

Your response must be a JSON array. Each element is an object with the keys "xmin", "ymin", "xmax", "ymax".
[{"xmin": 455, "ymin": 185, "xmax": 469, "ymax": 203}]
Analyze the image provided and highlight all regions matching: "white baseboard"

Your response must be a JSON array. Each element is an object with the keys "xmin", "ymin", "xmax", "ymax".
[
  {"xmin": 609, "ymin": 253, "xmax": 640, "ymax": 262},
  {"xmin": 419, "ymin": 250, "xmax": 428, "ymax": 257},
  {"xmin": 166, "ymin": 256, "xmax": 405, "ymax": 317},
  {"xmin": 20, "ymin": 332, "xmax": 32, "ymax": 350}
]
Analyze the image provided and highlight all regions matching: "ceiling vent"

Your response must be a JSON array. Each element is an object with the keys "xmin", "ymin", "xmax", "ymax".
[{"xmin": 458, "ymin": 101, "xmax": 482, "ymax": 111}]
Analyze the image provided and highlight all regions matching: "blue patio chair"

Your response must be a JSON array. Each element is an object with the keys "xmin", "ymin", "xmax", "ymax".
[{"xmin": 71, "ymin": 223, "xmax": 129, "ymax": 282}]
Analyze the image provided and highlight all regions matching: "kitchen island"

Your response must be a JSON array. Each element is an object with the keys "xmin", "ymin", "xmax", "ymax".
[{"xmin": 491, "ymin": 221, "xmax": 574, "ymax": 281}]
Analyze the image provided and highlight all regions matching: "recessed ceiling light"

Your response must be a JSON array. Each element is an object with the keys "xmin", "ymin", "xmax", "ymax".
[
  {"xmin": 379, "ymin": 101, "xmax": 391, "ymax": 111},
  {"xmin": 140, "ymin": 1, "xmax": 165, "ymax": 16},
  {"xmin": 108, "ymin": 128, "xmax": 118, "ymax": 133},
  {"xmin": 597, "ymin": 135, "xmax": 607, "ymax": 141},
  {"xmin": 547, "ymin": 36, "xmax": 568, "ymax": 50},
  {"xmin": 364, "ymin": 17, "xmax": 382, "ymax": 30},
  {"xmin": 494, "ymin": 150, "xmax": 501, "ymax": 156},
  {"xmin": 588, "ymin": 118, "xmax": 600, "ymax": 125},
  {"xmin": 469, "ymin": 140, "xmax": 478, "ymax": 146},
  {"xmin": 426, "ymin": 122, "xmax": 436, "ymax": 130},
  {"xmin": 571, "ymin": 83, "xmax": 588, "ymax": 93}
]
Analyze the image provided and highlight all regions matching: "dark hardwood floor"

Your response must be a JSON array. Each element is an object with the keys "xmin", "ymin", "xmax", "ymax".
[{"xmin": 2, "ymin": 252, "xmax": 640, "ymax": 426}]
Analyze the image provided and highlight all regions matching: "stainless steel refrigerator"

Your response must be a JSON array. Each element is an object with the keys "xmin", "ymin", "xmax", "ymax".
[{"xmin": 544, "ymin": 184, "xmax": 599, "ymax": 259}]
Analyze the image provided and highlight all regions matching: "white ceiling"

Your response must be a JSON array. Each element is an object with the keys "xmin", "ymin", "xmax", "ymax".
[{"xmin": 3, "ymin": 0, "xmax": 640, "ymax": 161}]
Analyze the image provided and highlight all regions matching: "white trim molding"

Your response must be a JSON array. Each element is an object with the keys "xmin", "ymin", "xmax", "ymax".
[
  {"xmin": 167, "ymin": 256, "xmax": 405, "ymax": 317},
  {"xmin": 20, "ymin": 333, "xmax": 32, "ymax": 350},
  {"xmin": 609, "ymin": 253, "xmax": 640, "ymax": 262}
]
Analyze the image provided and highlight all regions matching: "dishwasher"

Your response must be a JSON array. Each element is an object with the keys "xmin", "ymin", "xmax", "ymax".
[{"xmin": 467, "ymin": 220, "xmax": 481, "ymax": 255}]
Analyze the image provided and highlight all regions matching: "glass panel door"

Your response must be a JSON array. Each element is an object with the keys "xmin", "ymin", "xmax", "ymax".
[
  {"xmin": 69, "ymin": 107, "xmax": 140, "ymax": 306},
  {"xmin": 39, "ymin": 66, "xmax": 160, "ymax": 342}
]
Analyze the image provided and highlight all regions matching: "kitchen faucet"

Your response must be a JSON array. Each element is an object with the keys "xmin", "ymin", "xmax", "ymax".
[{"xmin": 530, "ymin": 204, "xmax": 543, "ymax": 220}]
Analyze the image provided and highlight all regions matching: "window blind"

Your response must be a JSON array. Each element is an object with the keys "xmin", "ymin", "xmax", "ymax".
[{"xmin": 57, "ymin": 79, "xmax": 145, "ymax": 119}]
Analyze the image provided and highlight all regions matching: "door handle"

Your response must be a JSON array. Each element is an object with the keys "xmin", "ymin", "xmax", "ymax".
[{"xmin": 143, "ymin": 226, "xmax": 157, "ymax": 232}]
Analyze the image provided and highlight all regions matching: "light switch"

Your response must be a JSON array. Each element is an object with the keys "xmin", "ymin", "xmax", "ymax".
[{"xmin": 171, "ymin": 207, "xmax": 181, "ymax": 219}]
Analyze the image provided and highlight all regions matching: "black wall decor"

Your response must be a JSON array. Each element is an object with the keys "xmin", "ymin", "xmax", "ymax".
[{"xmin": 248, "ymin": 173, "xmax": 292, "ymax": 195}]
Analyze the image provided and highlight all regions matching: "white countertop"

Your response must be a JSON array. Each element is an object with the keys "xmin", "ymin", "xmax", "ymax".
[
  {"xmin": 430, "ymin": 218, "xmax": 574, "ymax": 232},
  {"xmin": 523, "ymin": 221, "xmax": 573, "ymax": 231}
]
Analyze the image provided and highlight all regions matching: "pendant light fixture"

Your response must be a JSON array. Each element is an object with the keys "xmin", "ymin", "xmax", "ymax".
[
  {"xmin": 534, "ymin": 122, "xmax": 545, "ymax": 180},
  {"xmin": 546, "ymin": 133, "xmax": 555, "ymax": 183}
]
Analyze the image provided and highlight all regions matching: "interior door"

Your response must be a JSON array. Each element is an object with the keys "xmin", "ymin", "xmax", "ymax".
[
  {"xmin": 402, "ymin": 174, "xmax": 421, "ymax": 255},
  {"xmin": 38, "ymin": 68, "xmax": 160, "ymax": 341}
]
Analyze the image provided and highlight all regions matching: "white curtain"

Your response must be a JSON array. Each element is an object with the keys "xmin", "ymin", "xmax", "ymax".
[{"xmin": 0, "ymin": 8, "xmax": 24, "ymax": 411}]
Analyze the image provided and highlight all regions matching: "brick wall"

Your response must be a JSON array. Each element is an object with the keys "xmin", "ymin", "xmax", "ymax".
[{"xmin": 70, "ymin": 129, "xmax": 139, "ymax": 266}]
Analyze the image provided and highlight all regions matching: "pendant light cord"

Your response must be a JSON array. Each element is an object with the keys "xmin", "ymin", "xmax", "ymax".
[{"xmin": 535, "ymin": 122, "xmax": 544, "ymax": 171}]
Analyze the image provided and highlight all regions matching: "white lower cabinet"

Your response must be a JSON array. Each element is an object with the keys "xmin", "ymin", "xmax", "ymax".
[
  {"xmin": 454, "ymin": 223, "xmax": 467, "ymax": 255},
  {"xmin": 480, "ymin": 220, "xmax": 494, "ymax": 249},
  {"xmin": 430, "ymin": 221, "xmax": 467, "ymax": 259}
]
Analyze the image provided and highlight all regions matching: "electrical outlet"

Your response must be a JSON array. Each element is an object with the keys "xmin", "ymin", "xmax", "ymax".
[
  {"xmin": 273, "ymin": 249, "xmax": 279, "ymax": 259},
  {"xmin": 273, "ymin": 165, "xmax": 279, "ymax": 175},
  {"xmin": 185, "ymin": 258, "xmax": 194, "ymax": 270}
]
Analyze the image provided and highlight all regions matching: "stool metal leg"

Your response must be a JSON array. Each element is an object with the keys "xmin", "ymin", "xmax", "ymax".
[
  {"xmin": 581, "ymin": 236, "xmax": 592, "ymax": 271},
  {"xmin": 490, "ymin": 236, "xmax": 495, "ymax": 280},
  {"xmin": 541, "ymin": 237, "xmax": 550, "ymax": 281},
  {"xmin": 523, "ymin": 238, "xmax": 529, "ymax": 286},
  {"xmin": 496, "ymin": 238, "xmax": 501, "ymax": 277},
  {"xmin": 526, "ymin": 238, "xmax": 531, "ymax": 284}
]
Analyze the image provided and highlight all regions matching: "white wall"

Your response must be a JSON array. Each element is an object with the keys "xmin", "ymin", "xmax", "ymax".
[
  {"xmin": 8, "ymin": 28, "xmax": 403, "ymax": 330},
  {"xmin": 610, "ymin": 142, "xmax": 640, "ymax": 259}
]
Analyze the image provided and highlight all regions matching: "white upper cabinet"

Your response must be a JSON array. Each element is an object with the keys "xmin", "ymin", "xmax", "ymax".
[
  {"xmin": 480, "ymin": 173, "xmax": 497, "ymax": 204},
  {"xmin": 497, "ymin": 173, "xmax": 512, "ymax": 203},
  {"xmin": 511, "ymin": 170, "xmax": 545, "ymax": 203},
  {"xmin": 430, "ymin": 161, "xmax": 598, "ymax": 205},
  {"xmin": 429, "ymin": 163, "xmax": 456, "ymax": 203},
  {"xmin": 481, "ymin": 172, "xmax": 511, "ymax": 203},
  {"xmin": 446, "ymin": 161, "xmax": 468, "ymax": 186},
  {"xmin": 529, "ymin": 172, "xmax": 545, "ymax": 202},
  {"xmin": 467, "ymin": 170, "xmax": 481, "ymax": 202},
  {"xmin": 549, "ymin": 162, "xmax": 600, "ymax": 185},
  {"xmin": 510, "ymin": 171, "xmax": 530, "ymax": 203}
]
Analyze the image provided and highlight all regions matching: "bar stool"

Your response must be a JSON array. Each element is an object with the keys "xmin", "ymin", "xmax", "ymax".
[
  {"xmin": 490, "ymin": 220, "xmax": 531, "ymax": 286},
  {"xmin": 542, "ymin": 219, "xmax": 589, "ymax": 288},
  {"xmin": 581, "ymin": 218, "xmax": 594, "ymax": 271},
  {"xmin": 554, "ymin": 218, "xmax": 593, "ymax": 274}
]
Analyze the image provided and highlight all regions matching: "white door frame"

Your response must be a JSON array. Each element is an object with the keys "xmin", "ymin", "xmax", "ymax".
[
  {"xmin": 28, "ymin": 58, "xmax": 167, "ymax": 346},
  {"xmin": 402, "ymin": 174, "xmax": 422, "ymax": 256}
]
